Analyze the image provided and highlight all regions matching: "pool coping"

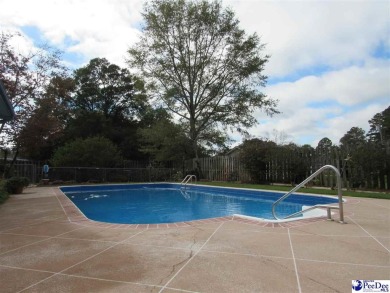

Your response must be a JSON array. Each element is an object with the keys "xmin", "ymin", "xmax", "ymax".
[{"xmin": 55, "ymin": 184, "xmax": 348, "ymax": 229}]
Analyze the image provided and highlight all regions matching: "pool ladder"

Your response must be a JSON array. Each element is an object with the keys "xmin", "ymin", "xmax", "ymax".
[
  {"xmin": 272, "ymin": 165, "xmax": 344, "ymax": 223},
  {"xmin": 181, "ymin": 175, "xmax": 197, "ymax": 189}
]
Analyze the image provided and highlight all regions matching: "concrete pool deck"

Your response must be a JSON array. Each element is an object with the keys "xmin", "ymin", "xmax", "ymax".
[{"xmin": 0, "ymin": 187, "xmax": 389, "ymax": 292}]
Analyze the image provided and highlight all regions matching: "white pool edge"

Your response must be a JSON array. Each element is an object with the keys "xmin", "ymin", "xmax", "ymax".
[{"xmin": 233, "ymin": 205, "xmax": 332, "ymax": 223}]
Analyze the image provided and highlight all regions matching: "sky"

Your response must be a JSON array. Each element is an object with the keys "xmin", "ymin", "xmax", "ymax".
[{"xmin": 0, "ymin": 0, "xmax": 389, "ymax": 147}]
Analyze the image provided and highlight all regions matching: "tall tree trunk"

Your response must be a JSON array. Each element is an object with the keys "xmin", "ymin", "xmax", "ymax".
[
  {"xmin": 1, "ymin": 148, "xmax": 8, "ymax": 179},
  {"xmin": 0, "ymin": 122, "xmax": 5, "ymax": 134},
  {"xmin": 189, "ymin": 115, "xmax": 203, "ymax": 179},
  {"xmin": 5, "ymin": 145, "xmax": 19, "ymax": 178},
  {"xmin": 192, "ymin": 140, "xmax": 203, "ymax": 179}
]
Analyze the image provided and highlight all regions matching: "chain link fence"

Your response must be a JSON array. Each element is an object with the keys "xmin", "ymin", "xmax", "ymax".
[{"xmin": 46, "ymin": 167, "xmax": 181, "ymax": 184}]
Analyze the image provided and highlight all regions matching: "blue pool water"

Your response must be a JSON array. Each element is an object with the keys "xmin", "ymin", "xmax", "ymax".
[{"xmin": 60, "ymin": 183, "xmax": 339, "ymax": 224}]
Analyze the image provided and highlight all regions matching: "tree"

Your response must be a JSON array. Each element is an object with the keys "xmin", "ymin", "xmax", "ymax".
[
  {"xmin": 18, "ymin": 76, "xmax": 75, "ymax": 160},
  {"xmin": 339, "ymin": 127, "xmax": 366, "ymax": 153},
  {"xmin": 65, "ymin": 58, "xmax": 150, "ymax": 160},
  {"xmin": 316, "ymin": 137, "xmax": 333, "ymax": 154},
  {"xmin": 72, "ymin": 58, "xmax": 147, "ymax": 120},
  {"xmin": 129, "ymin": 0, "xmax": 278, "ymax": 174},
  {"xmin": 283, "ymin": 143, "xmax": 311, "ymax": 184},
  {"xmin": 339, "ymin": 127, "xmax": 367, "ymax": 180},
  {"xmin": 139, "ymin": 110, "xmax": 193, "ymax": 163},
  {"xmin": 51, "ymin": 136, "xmax": 123, "ymax": 167},
  {"xmin": 0, "ymin": 31, "xmax": 66, "ymax": 176},
  {"xmin": 366, "ymin": 106, "xmax": 390, "ymax": 188},
  {"xmin": 367, "ymin": 106, "xmax": 390, "ymax": 145},
  {"xmin": 383, "ymin": 107, "xmax": 390, "ymax": 143},
  {"xmin": 239, "ymin": 138, "xmax": 277, "ymax": 183},
  {"xmin": 18, "ymin": 97, "xmax": 66, "ymax": 160}
]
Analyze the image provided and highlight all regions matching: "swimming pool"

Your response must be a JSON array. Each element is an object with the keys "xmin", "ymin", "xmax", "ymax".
[{"xmin": 60, "ymin": 183, "xmax": 340, "ymax": 224}]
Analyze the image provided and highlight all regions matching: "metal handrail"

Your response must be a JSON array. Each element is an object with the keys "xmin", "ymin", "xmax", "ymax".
[
  {"xmin": 283, "ymin": 204, "xmax": 340, "ymax": 221},
  {"xmin": 181, "ymin": 175, "xmax": 197, "ymax": 187},
  {"xmin": 272, "ymin": 165, "xmax": 344, "ymax": 223}
]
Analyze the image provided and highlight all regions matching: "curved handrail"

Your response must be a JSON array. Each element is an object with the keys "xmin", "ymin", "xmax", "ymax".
[
  {"xmin": 272, "ymin": 165, "xmax": 344, "ymax": 223},
  {"xmin": 181, "ymin": 175, "xmax": 197, "ymax": 188}
]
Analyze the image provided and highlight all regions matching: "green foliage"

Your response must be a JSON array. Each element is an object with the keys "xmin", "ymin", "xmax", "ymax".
[
  {"xmin": 172, "ymin": 170, "xmax": 184, "ymax": 182},
  {"xmin": 4, "ymin": 177, "xmax": 29, "ymax": 194},
  {"xmin": 51, "ymin": 136, "xmax": 123, "ymax": 167},
  {"xmin": 0, "ymin": 31, "xmax": 67, "ymax": 172},
  {"xmin": 239, "ymin": 139, "xmax": 313, "ymax": 184},
  {"xmin": 338, "ymin": 122, "xmax": 390, "ymax": 189},
  {"xmin": 63, "ymin": 58, "xmax": 150, "ymax": 161},
  {"xmin": 73, "ymin": 57, "xmax": 147, "ymax": 120},
  {"xmin": 18, "ymin": 77, "xmax": 75, "ymax": 161},
  {"xmin": 0, "ymin": 180, "xmax": 9, "ymax": 204},
  {"xmin": 19, "ymin": 58, "xmax": 152, "ymax": 162},
  {"xmin": 316, "ymin": 137, "xmax": 334, "ymax": 153},
  {"xmin": 283, "ymin": 143, "xmax": 312, "ymax": 184},
  {"xmin": 340, "ymin": 127, "xmax": 366, "ymax": 153},
  {"xmin": 139, "ymin": 117, "xmax": 193, "ymax": 162},
  {"xmin": 239, "ymin": 138, "xmax": 277, "ymax": 183},
  {"xmin": 367, "ymin": 106, "xmax": 390, "ymax": 143},
  {"xmin": 129, "ymin": 0, "xmax": 278, "ymax": 157},
  {"xmin": 138, "ymin": 107, "xmax": 211, "ymax": 163},
  {"xmin": 66, "ymin": 112, "xmax": 109, "ymax": 139}
]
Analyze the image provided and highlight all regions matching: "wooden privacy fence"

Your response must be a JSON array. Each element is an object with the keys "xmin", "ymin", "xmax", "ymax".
[
  {"xmin": 185, "ymin": 156, "xmax": 251, "ymax": 182},
  {"xmin": 2, "ymin": 153, "xmax": 388, "ymax": 190},
  {"xmin": 186, "ymin": 153, "xmax": 389, "ymax": 190}
]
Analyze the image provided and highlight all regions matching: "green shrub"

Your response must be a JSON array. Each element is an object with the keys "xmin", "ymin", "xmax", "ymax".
[
  {"xmin": 51, "ymin": 136, "xmax": 123, "ymax": 167},
  {"xmin": 0, "ymin": 180, "xmax": 9, "ymax": 204},
  {"xmin": 172, "ymin": 171, "xmax": 183, "ymax": 182},
  {"xmin": 239, "ymin": 139, "xmax": 277, "ymax": 184},
  {"xmin": 5, "ymin": 177, "xmax": 30, "ymax": 194}
]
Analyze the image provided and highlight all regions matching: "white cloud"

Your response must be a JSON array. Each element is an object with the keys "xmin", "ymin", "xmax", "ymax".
[
  {"xmin": 266, "ymin": 59, "xmax": 389, "ymax": 112},
  {"xmin": 251, "ymin": 60, "xmax": 390, "ymax": 145},
  {"xmin": 322, "ymin": 60, "xmax": 390, "ymax": 105},
  {"xmin": 319, "ymin": 103, "xmax": 386, "ymax": 143},
  {"xmin": 251, "ymin": 101, "xmax": 387, "ymax": 146},
  {"xmin": 0, "ymin": 0, "xmax": 144, "ymax": 66},
  {"xmin": 226, "ymin": 0, "xmax": 390, "ymax": 77},
  {"xmin": 252, "ymin": 105, "xmax": 341, "ymax": 142}
]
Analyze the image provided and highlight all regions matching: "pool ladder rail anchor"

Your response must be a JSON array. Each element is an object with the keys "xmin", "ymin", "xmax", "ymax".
[
  {"xmin": 271, "ymin": 165, "xmax": 345, "ymax": 224},
  {"xmin": 181, "ymin": 175, "xmax": 197, "ymax": 189}
]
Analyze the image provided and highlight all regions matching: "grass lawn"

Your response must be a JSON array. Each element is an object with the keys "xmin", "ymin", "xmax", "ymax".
[{"xmin": 195, "ymin": 181, "xmax": 390, "ymax": 200}]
